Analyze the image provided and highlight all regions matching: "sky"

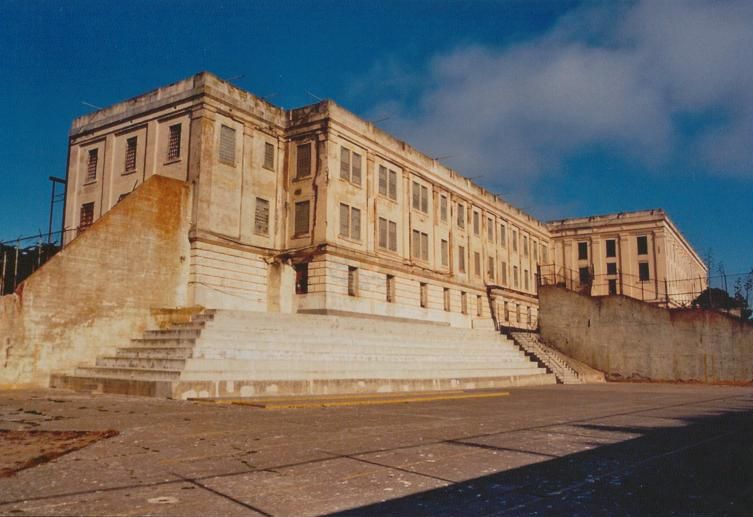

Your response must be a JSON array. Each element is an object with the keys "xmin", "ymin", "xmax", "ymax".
[{"xmin": 1, "ymin": 0, "xmax": 751, "ymax": 282}]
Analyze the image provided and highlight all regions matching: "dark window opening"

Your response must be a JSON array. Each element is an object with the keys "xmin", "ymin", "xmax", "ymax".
[
  {"xmin": 578, "ymin": 241, "xmax": 588, "ymax": 260},
  {"xmin": 606, "ymin": 239, "xmax": 616, "ymax": 258},
  {"xmin": 295, "ymin": 263, "xmax": 309, "ymax": 294},
  {"xmin": 639, "ymin": 262, "xmax": 650, "ymax": 281},
  {"xmin": 608, "ymin": 279, "xmax": 618, "ymax": 295},
  {"xmin": 637, "ymin": 236, "xmax": 648, "ymax": 255},
  {"xmin": 606, "ymin": 262, "xmax": 617, "ymax": 275}
]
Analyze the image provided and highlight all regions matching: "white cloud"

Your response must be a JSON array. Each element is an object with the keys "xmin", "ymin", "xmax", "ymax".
[{"xmin": 360, "ymin": 0, "xmax": 753, "ymax": 188}]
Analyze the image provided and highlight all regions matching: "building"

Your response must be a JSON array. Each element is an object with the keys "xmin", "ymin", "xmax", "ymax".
[
  {"xmin": 546, "ymin": 210, "xmax": 707, "ymax": 306},
  {"xmin": 63, "ymin": 72, "xmax": 548, "ymax": 330}
]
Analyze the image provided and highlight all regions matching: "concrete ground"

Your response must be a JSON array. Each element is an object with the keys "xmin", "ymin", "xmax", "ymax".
[{"xmin": 0, "ymin": 383, "xmax": 751, "ymax": 517}]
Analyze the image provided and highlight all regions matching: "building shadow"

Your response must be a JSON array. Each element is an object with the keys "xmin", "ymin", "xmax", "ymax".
[{"xmin": 324, "ymin": 407, "xmax": 753, "ymax": 517}]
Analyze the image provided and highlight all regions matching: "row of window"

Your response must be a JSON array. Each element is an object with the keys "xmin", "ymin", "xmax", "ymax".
[
  {"xmin": 577, "ymin": 236, "xmax": 650, "ymax": 261},
  {"xmin": 85, "ymin": 124, "xmax": 182, "ymax": 183}
]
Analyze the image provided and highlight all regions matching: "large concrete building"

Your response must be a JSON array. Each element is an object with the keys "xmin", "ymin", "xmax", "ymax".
[
  {"xmin": 64, "ymin": 72, "xmax": 549, "ymax": 331},
  {"xmin": 0, "ymin": 72, "xmax": 707, "ymax": 397},
  {"xmin": 546, "ymin": 210, "xmax": 707, "ymax": 306}
]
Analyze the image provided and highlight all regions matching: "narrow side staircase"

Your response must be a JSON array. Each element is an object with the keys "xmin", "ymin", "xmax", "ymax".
[
  {"xmin": 51, "ymin": 309, "xmax": 556, "ymax": 398},
  {"xmin": 508, "ymin": 331, "xmax": 585, "ymax": 384}
]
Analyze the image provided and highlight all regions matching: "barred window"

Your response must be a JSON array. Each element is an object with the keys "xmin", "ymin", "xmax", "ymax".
[
  {"xmin": 523, "ymin": 235, "xmax": 529, "ymax": 256},
  {"xmin": 512, "ymin": 230, "xmax": 518, "ymax": 252},
  {"xmin": 296, "ymin": 142, "xmax": 311, "ymax": 179},
  {"xmin": 254, "ymin": 197, "xmax": 270, "ymax": 235},
  {"xmin": 474, "ymin": 252, "xmax": 481, "ymax": 276},
  {"xmin": 501, "ymin": 261, "xmax": 508, "ymax": 285},
  {"xmin": 386, "ymin": 275, "xmax": 395, "ymax": 303},
  {"xmin": 637, "ymin": 236, "xmax": 648, "ymax": 255},
  {"xmin": 339, "ymin": 146, "xmax": 362, "ymax": 186},
  {"xmin": 340, "ymin": 147, "xmax": 350, "ymax": 181},
  {"xmin": 440, "ymin": 196, "xmax": 448, "ymax": 222},
  {"xmin": 441, "ymin": 239, "xmax": 449, "ymax": 267},
  {"xmin": 351, "ymin": 152, "xmax": 362, "ymax": 186},
  {"xmin": 339, "ymin": 204, "xmax": 361, "ymax": 241},
  {"xmin": 388, "ymin": 221, "xmax": 397, "ymax": 251},
  {"xmin": 420, "ymin": 282, "xmax": 428, "ymax": 308},
  {"xmin": 542, "ymin": 244, "xmax": 548, "ymax": 263},
  {"xmin": 411, "ymin": 229, "xmax": 421, "ymax": 259},
  {"xmin": 388, "ymin": 170, "xmax": 397, "ymax": 200},
  {"xmin": 348, "ymin": 266, "xmax": 359, "ymax": 297},
  {"xmin": 524, "ymin": 269, "xmax": 529, "ymax": 290},
  {"xmin": 461, "ymin": 291, "xmax": 468, "ymax": 314},
  {"xmin": 378, "ymin": 166, "xmax": 388, "ymax": 196},
  {"xmin": 513, "ymin": 265, "xmax": 519, "ymax": 287},
  {"xmin": 378, "ymin": 217, "xmax": 388, "ymax": 249},
  {"xmin": 125, "ymin": 137, "xmax": 137, "ymax": 172},
  {"xmin": 488, "ymin": 257, "xmax": 495, "ymax": 279},
  {"xmin": 219, "ymin": 125, "xmax": 235, "ymax": 165},
  {"xmin": 294, "ymin": 200, "xmax": 310, "ymax": 236},
  {"xmin": 457, "ymin": 203, "xmax": 465, "ymax": 229},
  {"xmin": 444, "ymin": 288, "xmax": 451, "ymax": 312},
  {"xmin": 473, "ymin": 211, "xmax": 480, "ymax": 236},
  {"xmin": 167, "ymin": 124, "xmax": 181, "ymax": 161},
  {"xmin": 500, "ymin": 224, "xmax": 506, "ymax": 247},
  {"xmin": 264, "ymin": 142, "xmax": 275, "ymax": 170},
  {"xmin": 79, "ymin": 202, "xmax": 94, "ymax": 231},
  {"xmin": 86, "ymin": 149, "xmax": 98, "ymax": 182},
  {"xmin": 420, "ymin": 185, "xmax": 428, "ymax": 213},
  {"xmin": 378, "ymin": 218, "xmax": 397, "ymax": 251},
  {"xmin": 458, "ymin": 246, "xmax": 466, "ymax": 273},
  {"xmin": 487, "ymin": 217, "xmax": 494, "ymax": 241},
  {"xmin": 420, "ymin": 232, "xmax": 429, "ymax": 261},
  {"xmin": 412, "ymin": 181, "xmax": 421, "ymax": 210}
]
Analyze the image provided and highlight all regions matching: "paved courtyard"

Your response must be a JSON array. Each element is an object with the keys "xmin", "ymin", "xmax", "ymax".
[{"xmin": 0, "ymin": 383, "xmax": 751, "ymax": 516}]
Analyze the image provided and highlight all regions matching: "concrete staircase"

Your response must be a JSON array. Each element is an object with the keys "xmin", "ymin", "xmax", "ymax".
[
  {"xmin": 51, "ymin": 310, "xmax": 556, "ymax": 399},
  {"xmin": 508, "ymin": 331, "xmax": 587, "ymax": 384}
]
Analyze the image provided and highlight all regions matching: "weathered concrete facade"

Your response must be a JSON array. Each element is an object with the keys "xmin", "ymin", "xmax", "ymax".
[
  {"xmin": 1, "ymin": 177, "xmax": 190, "ymax": 386},
  {"xmin": 63, "ymin": 72, "xmax": 548, "ymax": 330},
  {"xmin": 538, "ymin": 286, "xmax": 753, "ymax": 383},
  {"xmin": 546, "ymin": 210, "xmax": 707, "ymax": 307}
]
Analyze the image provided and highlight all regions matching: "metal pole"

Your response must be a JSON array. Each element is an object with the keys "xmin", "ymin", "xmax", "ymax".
[
  {"xmin": 47, "ymin": 180, "xmax": 56, "ymax": 244},
  {"xmin": 12, "ymin": 242, "xmax": 19, "ymax": 291},
  {"xmin": 665, "ymin": 279, "xmax": 669, "ymax": 307},
  {"xmin": 1, "ymin": 250, "xmax": 6, "ymax": 295}
]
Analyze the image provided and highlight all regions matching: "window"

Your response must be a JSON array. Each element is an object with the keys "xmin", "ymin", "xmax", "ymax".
[
  {"xmin": 339, "ymin": 204, "xmax": 361, "ymax": 241},
  {"xmin": 296, "ymin": 142, "xmax": 311, "ymax": 179},
  {"xmin": 639, "ymin": 261, "xmax": 650, "ymax": 281},
  {"xmin": 124, "ymin": 137, "xmax": 137, "ymax": 172},
  {"xmin": 608, "ymin": 279, "xmax": 618, "ymax": 295},
  {"xmin": 167, "ymin": 124, "xmax": 181, "ymax": 161},
  {"xmin": 378, "ymin": 218, "xmax": 398, "ymax": 252},
  {"xmin": 532, "ymin": 241, "xmax": 538, "ymax": 262},
  {"xmin": 516, "ymin": 304, "xmax": 521, "ymax": 323},
  {"xmin": 473, "ymin": 211, "xmax": 480, "ymax": 235},
  {"xmin": 606, "ymin": 262, "xmax": 617, "ymax": 275},
  {"xmin": 487, "ymin": 257, "xmax": 495, "ymax": 280},
  {"xmin": 295, "ymin": 263, "xmax": 309, "ymax": 294},
  {"xmin": 500, "ymin": 224, "xmax": 506, "ymax": 247},
  {"xmin": 606, "ymin": 239, "xmax": 616, "ymax": 258},
  {"xmin": 339, "ymin": 147, "xmax": 362, "ymax": 186},
  {"xmin": 294, "ymin": 201, "xmax": 310, "ymax": 236},
  {"xmin": 504, "ymin": 301, "xmax": 510, "ymax": 321},
  {"xmin": 378, "ymin": 166, "xmax": 388, "ymax": 196},
  {"xmin": 388, "ymin": 169, "xmax": 397, "ymax": 200},
  {"xmin": 578, "ymin": 241, "xmax": 588, "ymax": 260},
  {"xmin": 420, "ymin": 282, "xmax": 428, "ymax": 308},
  {"xmin": 513, "ymin": 266, "xmax": 519, "ymax": 287},
  {"xmin": 579, "ymin": 267, "xmax": 591, "ymax": 285},
  {"xmin": 386, "ymin": 275, "xmax": 395, "ymax": 303},
  {"xmin": 440, "ymin": 196, "xmax": 448, "ymax": 222},
  {"xmin": 637, "ymin": 236, "xmax": 648, "ymax": 255},
  {"xmin": 458, "ymin": 246, "xmax": 466, "ymax": 273},
  {"xmin": 254, "ymin": 197, "xmax": 270, "ymax": 235},
  {"xmin": 412, "ymin": 182, "xmax": 428, "ymax": 212},
  {"xmin": 501, "ymin": 261, "xmax": 508, "ymax": 285},
  {"xmin": 86, "ymin": 149, "xmax": 98, "ymax": 182},
  {"xmin": 79, "ymin": 202, "xmax": 94, "ymax": 231},
  {"xmin": 487, "ymin": 217, "xmax": 494, "ymax": 241},
  {"xmin": 219, "ymin": 125, "xmax": 236, "ymax": 165},
  {"xmin": 527, "ymin": 307, "xmax": 532, "ymax": 325},
  {"xmin": 441, "ymin": 239, "xmax": 449, "ymax": 267},
  {"xmin": 411, "ymin": 230, "xmax": 429, "ymax": 261},
  {"xmin": 263, "ymin": 142, "xmax": 275, "ymax": 170},
  {"xmin": 524, "ymin": 269, "xmax": 529, "ymax": 290},
  {"xmin": 443, "ymin": 288, "xmax": 451, "ymax": 312},
  {"xmin": 348, "ymin": 266, "xmax": 359, "ymax": 297},
  {"xmin": 512, "ymin": 230, "xmax": 518, "ymax": 252},
  {"xmin": 457, "ymin": 203, "xmax": 465, "ymax": 229},
  {"xmin": 461, "ymin": 292, "xmax": 468, "ymax": 314},
  {"xmin": 476, "ymin": 295, "xmax": 483, "ymax": 317},
  {"xmin": 474, "ymin": 252, "xmax": 481, "ymax": 276},
  {"xmin": 523, "ymin": 236, "xmax": 528, "ymax": 256},
  {"xmin": 542, "ymin": 245, "xmax": 548, "ymax": 264}
]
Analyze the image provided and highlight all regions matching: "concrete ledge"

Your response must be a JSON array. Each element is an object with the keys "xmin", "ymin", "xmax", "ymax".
[{"xmin": 50, "ymin": 374, "xmax": 174, "ymax": 398}]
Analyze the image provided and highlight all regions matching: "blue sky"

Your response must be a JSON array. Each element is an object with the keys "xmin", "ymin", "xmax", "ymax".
[{"xmin": 1, "ymin": 0, "xmax": 751, "ymax": 281}]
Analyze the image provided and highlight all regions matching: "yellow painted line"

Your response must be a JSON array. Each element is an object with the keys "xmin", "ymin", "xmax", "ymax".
[
  {"xmin": 188, "ymin": 390, "xmax": 468, "ymax": 405},
  {"xmin": 242, "ymin": 391, "xmax": 510, "ymax": 409}
]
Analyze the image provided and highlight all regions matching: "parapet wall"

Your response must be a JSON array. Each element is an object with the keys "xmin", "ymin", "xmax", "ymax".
[
  {"xmin": 538, "ymin": 286, "xmax": 753, "ymax": 383},
  {"xmin": 0, "ymin": 176, "xmax": 191, "ymax": 387}
]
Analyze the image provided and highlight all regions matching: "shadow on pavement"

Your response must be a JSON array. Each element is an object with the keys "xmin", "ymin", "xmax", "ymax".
[{"xmin": 324, "ymin": 407, "xmax": 753, "ymax": 517}]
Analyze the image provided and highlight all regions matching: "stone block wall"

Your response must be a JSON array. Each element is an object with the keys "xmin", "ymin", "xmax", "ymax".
[
  {"xmin": 0, "ymin": 176, "xmax": 190, "ymax": 387},
  {"xmin": 538, "ymin": 285, "xmax": 753, "ymax": 383}
]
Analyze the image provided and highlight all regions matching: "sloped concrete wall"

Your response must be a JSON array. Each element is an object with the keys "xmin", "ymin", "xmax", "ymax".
[
  {"xmin": 538, "ymin": 286, "xmax": 753, "ymax": 383},
  {"xmin": 0, "ymin": 176, "xmax": 190, "ymax": 387}
]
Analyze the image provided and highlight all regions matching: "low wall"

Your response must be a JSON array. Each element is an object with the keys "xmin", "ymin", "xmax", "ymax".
[
  {"xmin": 538, "ymin": 286, "xmax": 753, "ymax": 383},
  {"xmin": 0, "ymin": 176, "xmax": 190, "ymax": 387}
]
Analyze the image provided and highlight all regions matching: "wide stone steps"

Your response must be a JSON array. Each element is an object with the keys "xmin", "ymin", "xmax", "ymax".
[{"xmin": 52, "ymin": 309, "xmax": 557, "ymax": 398}]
